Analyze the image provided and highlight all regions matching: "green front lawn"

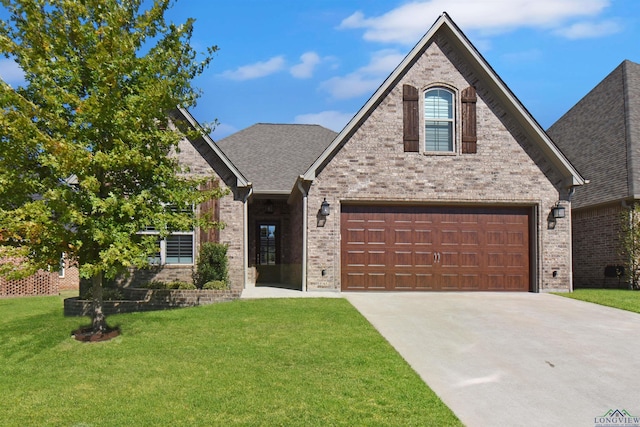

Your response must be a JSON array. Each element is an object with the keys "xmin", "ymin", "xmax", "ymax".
[
  {"xmin": 0, "ymin": 295, "xmax": 460, "ymax": 426},
  {"xmin": 557, "ymin": 288, "xmax": 640, "ymax": 313}
]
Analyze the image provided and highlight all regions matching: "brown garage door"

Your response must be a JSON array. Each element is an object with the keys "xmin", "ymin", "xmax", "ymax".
[{"xmin": 341, "ymin": 205, "xmax": 531, "ymax": 291}]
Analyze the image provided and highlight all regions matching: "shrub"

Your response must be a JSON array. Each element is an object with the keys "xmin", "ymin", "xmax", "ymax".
[
  {"xmin": 167, "ymin": 280, "xmax": 196, "ymax": 290},
  {"xmin": 202, "ymin": 280, "xmax": 229, "ymax": 290},
  {"xmin": 143, "ymin": 280, "xmax": 167, "ymax": 289},
  {"xmin": 194, "ymin": 243, "xmax": 229, "ymax": 288}
]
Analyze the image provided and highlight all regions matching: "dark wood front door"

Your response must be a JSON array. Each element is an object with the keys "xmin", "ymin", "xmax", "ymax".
[
  {"xmin": 341, "ymin": 205, "xmax": 531, "ymax": 291},
  {"xmin": 256, "ymin": 222, "xmax": 280, "ymax": 283}
]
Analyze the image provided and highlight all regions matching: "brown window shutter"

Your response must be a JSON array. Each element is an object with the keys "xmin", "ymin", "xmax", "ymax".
[
  {"xmin": 461, "ymin": 86, "xmax": 477, "ymax": 153},
  {"xmin": 199, "ymin": 179, "xmax": 220, "ymax": 245},
  {"xmin": 403, "ymin": 84, "xmax": 419, "ymax": 152}
]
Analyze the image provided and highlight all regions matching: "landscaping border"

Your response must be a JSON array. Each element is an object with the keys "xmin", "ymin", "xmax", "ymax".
[{"xmin": 64, "ymin": 288, "xmax": 241, "ymax": 316}]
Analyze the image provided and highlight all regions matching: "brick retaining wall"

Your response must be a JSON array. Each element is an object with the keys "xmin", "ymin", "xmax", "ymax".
[{"xmin": 64, "ymin": 288, "xmax": 241, "ymax": 316}]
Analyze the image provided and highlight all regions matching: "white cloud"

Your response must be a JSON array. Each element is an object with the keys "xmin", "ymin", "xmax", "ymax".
[
  {"xmin": 553, "ymin": 19, "xmax": 622, "ymax": 39},
  {"xmin": 339, "ymin": 0, "xmax": 612, "ymax": 44},
  {"xmin": 220, "ymin": 55, "xmax": 286, "ymax": 81},
  {"xmin": 294, "ymin": 110, "xmax": 353, "ymax": 132},
  {"xmin": 290, "ymin": 52, "xmax": 321, "ymax": 79},
  {"xmin": 0, "ymin": 59, "xmax": 25, "ymax": 86},
  {"xmin": 320, "ymin": 49, "xmax": 404, "ymax": 99},
  {"xmin": 501, "ymin": 48, "xmax": 544, "ymax": 63}
]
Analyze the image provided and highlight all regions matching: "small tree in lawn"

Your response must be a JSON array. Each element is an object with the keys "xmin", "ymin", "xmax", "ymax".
[
  {"xmin": 0, "ymin": 0, "xmax": 225, "ymax": 335},
  {"xmin": 620, "ymin": 204, "xmax": 640, "ymax": 290}
]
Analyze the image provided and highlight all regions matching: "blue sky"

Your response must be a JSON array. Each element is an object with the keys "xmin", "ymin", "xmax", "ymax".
[{"xmin": 2, "ymin": 0, "xmax": 639, "ymax": 139}]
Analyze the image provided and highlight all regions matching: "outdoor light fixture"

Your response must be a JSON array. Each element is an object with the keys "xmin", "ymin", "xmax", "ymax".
[
  {"xmin": 265, "ymin": 199, "xmax": 274, "ymax": 214},
  {"xmin": 552, "ymin": 204, "xmax": 565, "ymax": 219},
  {"xmin": 320, "ymin": 198, "xmax": 330, "ymax": 217}
]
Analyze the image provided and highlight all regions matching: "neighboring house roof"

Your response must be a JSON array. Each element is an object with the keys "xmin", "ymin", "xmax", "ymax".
[
  {"xmin": 216, "ymin": 123, "xmax": 337, "ymax": 194},
  {"xmin": 171, "ymin": 107, "xmax": 250, "ymax": 189},
  {"xmin": 302, "ymin": 12, "xmax": 585, "ymax": 189},
  {"xmin": 548, "ymin": 60, "xmax": 640, "ymax": 209}
]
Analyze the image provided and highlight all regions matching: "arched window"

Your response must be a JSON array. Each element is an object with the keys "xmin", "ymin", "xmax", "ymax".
[{"xmin": 424, "ymin": 88, "xmax": 454, "ymax": 152}]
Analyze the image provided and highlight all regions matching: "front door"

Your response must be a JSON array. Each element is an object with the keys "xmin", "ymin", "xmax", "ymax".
[{"xmin": 256, "ymin": 222, "xmax": 280, "ymax": 283}]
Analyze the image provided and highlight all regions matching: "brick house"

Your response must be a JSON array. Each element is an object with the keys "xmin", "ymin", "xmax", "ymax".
[
  {"xmin": 162, "ymin": 13, "xmax": 584, "ymax": 293},
  {"xmin": 0, "ymin": 257, "xmax": 79, "ymax": 297},
  {"xmin": 547, "ymin": 60, "xmax": 640, "ymax": 288}
]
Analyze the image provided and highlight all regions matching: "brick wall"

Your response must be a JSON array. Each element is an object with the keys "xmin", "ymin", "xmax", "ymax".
[
  {"xmin": 547, "ymin": 62, "xmax": 629, "ymax": 209},
  {"xmin": 0, "ymin": 271, "xmax": 59, "ymax": 297},
  {"xmin": 57, "ymin": 257, "xmax": 79, "ymax": 291},
  {"xmin": 572, "ymin": 203, "xmax": 628, "ymax": 287},
  {"xmin": 176, "ymin": 137, "xmax": 245, "ymax": 290},
  {"xmin": 305, "ymin": 33, "xmax": 572, "ymax": 292},
  {"xmin": 64, "ymin": 288, "xmax": 241, "ymax": 316}
]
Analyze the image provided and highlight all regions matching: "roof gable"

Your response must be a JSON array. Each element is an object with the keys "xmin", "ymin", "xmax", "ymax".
[
  {"xmin": 171, "ymin": 107, "xmax": 250, "ymax": 189},
  {"xmin": 302, "ymin": 12, "xmax": 584, "ymax": 188}
]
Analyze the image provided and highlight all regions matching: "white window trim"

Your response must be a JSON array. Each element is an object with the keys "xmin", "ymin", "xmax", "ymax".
[
  {"xmin": 423, "ymin": 86, "xmax": 457, "ymax": 154},
  {"xmin": 138, "ymin": 230, "xmax": 195, "ymax": 266},
  {"xmin": 138, "ymin": 204, "xmax": 196, "ymax": 266},
  {"xmin": 59, "ymin": 253, "xmax": 66, "ymax": 278}
]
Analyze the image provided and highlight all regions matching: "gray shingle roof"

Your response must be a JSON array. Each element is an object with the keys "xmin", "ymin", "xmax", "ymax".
[
  {"xmin": 548, "ymin": 59, "xmax": 640, "ymax": 208},
  {"xmin": 215, "ymin": 124, "xmax": 337, "ymax": 194}
]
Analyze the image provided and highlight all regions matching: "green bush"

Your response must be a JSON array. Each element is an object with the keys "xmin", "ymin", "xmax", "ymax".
[
  {"xmin": 143, "ymin": 280, "xmax": 167, "ymax": 289},
  {"xmin": 167, "ymin": 281, "xmax": 196, "ymax": 290},
  {"xmin": 194, "ymin": 243, "xmax": 229, "ymax": 288},
  {"xmin": 141, "ymin": 280, "xmax": 196, "ymax": 290},
  {"xmin": 202, "ymin": 280, "xmax": 229, "ymax": 290}
]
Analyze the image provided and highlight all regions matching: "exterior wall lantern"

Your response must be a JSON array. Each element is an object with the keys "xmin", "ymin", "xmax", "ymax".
[
  {"xmin": 320, "ymin": 198, "xmax": 330, "ymax": 217},
  {"xmin": 551, "ymin": 204, "xmax": 565, "ymax": 219},
  {"xmin": 265, "ymin": 199, "xmax": 274, "ymax": 214}
]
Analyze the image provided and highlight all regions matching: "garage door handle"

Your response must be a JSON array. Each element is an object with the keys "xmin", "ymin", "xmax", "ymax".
[{"xmin": 433, "ymin": 252, "xmax": 441, "ymax": 263}]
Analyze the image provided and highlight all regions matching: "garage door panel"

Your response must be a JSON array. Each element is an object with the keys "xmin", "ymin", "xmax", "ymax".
[
  {"xmin": 415, "ymin": 251, "xmax": 435, "ymax": 267},
  {"xmin": 344, "ymin": 228, "xmax": 365, "ymax": 245},
  {"xmin": 366, "ymin": 273, "xmax": 387, "ymax": 289},
  {"xmin": 393, "ymin": 251, "xmax": 413, "ymax": 267},
  {"xmin": 367, "ymin": 250, "xmax": 387, "ymax": 267},
  {"xmin": 440, "ymin": 251, "xmax": 459, "ymax": 268},
  {"xmin": 341, "ymin": 205, "xmax": 530, "ymax": 291},
  {"xmin": 460, "ymin": 252, "xmax": 480, "ymax": 267},
  {"xmin": 394, "ymin": 229, "xmax": 413, "ymax": 245},
  {"xmin": 414, "ymin": 229, "xmax": 434, "ymax": 245},
  {"xmin": 394, "ymin": 273, "xmax": 416, "ymax": 289},
  {"xmin": 344, "ymin": 250, "xmax": 365, "ymax": 267},
  {"xmin": 367, "ymin": 229, "xmax": 385, "ymax": 244}
]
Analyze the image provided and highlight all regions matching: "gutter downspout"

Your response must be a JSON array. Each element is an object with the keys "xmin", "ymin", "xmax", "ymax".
[
  {"xmin": 567, "ymin": 186, "xmax": 576, "ymax": 292},
  {"xmin": 297, "ymin": 178, "xmax": 308, "ymax": 292},
  {"xmin": 242, "ymin": 186, "xmax": 253, "ymax": 289}
]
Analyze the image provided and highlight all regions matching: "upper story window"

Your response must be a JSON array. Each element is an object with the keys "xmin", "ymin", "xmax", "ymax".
[{"xmin": 424, "ymin": 88, "xmax": 454, "ymax": 152}]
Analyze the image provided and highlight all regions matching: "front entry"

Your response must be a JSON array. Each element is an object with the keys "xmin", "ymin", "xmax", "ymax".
[{"xmin": 256, "ymin": 222, "xmax": 281, "ymax": 284}]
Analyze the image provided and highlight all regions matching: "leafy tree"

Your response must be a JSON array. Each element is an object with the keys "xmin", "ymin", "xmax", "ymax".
[
  {"xmin": 620, "ymin": 205, "xmax": 640, "ymax": 290},
  {"xmin": 0, "ymin": 0, "xmax": 224, "ymax": 334}
]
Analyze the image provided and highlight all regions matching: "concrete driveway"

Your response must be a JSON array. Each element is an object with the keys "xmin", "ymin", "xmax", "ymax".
[{"xmin": 345, "ymin": 292, "xmax": 640, "ymax": 427}]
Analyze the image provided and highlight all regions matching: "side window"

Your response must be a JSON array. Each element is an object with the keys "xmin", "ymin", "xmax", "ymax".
[{"xmin": 424, "ymin": 88, "xmax": 454, "ymax": 152}]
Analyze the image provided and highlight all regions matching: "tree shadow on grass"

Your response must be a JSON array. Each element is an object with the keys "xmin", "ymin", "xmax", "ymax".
[{"xmin": 0, "ymin": 309, "xmax": 90, "ymax": 363}]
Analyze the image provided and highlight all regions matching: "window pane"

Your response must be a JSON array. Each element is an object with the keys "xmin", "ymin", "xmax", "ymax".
[
  {"xmin": 425, "ymin": 121, "xmax": 453, "ymax": 151},
  {"xmin": 425, "ymin": 89, "xmax": 452, "ymax": 119},
  {"xmin": 425, "ymin": 88, "xmax": 454, "ymax": 152},
  {"xmin": 148, "ymin": 237, "xmax": 162, "ymax": 265},
  {"xmin": 166, "ymin": 235, "xmax": 193, "ymax": 264}
]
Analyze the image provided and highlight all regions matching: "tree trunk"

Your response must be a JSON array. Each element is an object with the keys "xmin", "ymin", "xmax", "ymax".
[{"xmin": 91, "ymin": 272, "xmax": 107, "ymax": 333}]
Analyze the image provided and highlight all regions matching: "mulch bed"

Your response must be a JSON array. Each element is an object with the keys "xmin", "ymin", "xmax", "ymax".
[{"xmin": 72, "ymin": 326, "xmax": 121, "ymax": 342}]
